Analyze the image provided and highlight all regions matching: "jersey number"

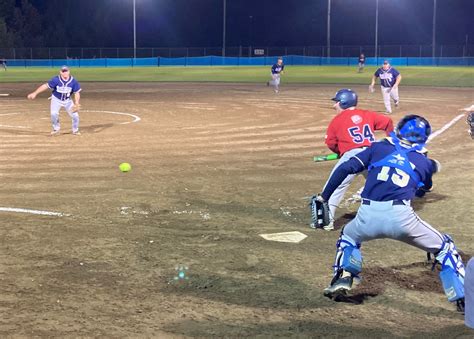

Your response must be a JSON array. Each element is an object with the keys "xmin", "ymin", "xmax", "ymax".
[
  {"xmin": 376, "ymin": 166, "xmax": 410, "ymax": 187},
  {"xmin": 348, "ymin": 124, "xmax": 375, "ymax": 144}
]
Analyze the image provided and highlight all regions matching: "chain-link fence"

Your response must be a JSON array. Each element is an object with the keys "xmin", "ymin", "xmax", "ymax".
[{"xmin": 1, "ymin": 45, "xmax": 473, "ymax": 59}]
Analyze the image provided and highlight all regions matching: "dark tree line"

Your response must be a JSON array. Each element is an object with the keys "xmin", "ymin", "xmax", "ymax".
[{"xmin": 0, "ymin": 0, "xmax": 124, "ymax": 48}]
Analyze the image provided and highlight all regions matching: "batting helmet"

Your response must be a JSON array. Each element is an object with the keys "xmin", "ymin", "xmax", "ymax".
[
  {"xmin": 396, "ymin": 114, "xmax": 431, "ymax": 144},
  {"xmin": 332, "ymin": 89, "xmax": 358, "ymax": 109}
]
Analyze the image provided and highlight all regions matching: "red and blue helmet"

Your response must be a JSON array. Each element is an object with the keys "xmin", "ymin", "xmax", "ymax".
[
  {"xmin": 331, "ymin": 89, "xmax": 358, "ymax": 109},
  {"xmin": 396, "ymin": 114, "xmax": 431, "ymax": 144}
]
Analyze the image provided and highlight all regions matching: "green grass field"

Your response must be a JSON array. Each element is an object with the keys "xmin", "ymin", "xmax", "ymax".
[{"xmin": 0, "ymin": 66, "xmax": 473, "ymax": 87}]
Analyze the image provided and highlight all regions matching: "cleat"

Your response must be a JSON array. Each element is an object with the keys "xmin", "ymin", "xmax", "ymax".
[
  {"xmin": 50, "ymin": 130, "xmax": 60, "ymax": 136},
  {"xmin": 72, "ymin": 131, "xmax": 81, "ymax": 136},
  {"xmin": 323, "ymin": 276, "xmax": 353, "ymax": 298},
  {"xmin": 384, "ymin": 111, "xmax": 392, "ymax": 115},
  {"xmin": 274, "ymin": 89, "xmax": 279, "ymax": 94},
  {"xmin": 323, "ymin": 220, "xmax": 335, "ymax": 231},
  {"xmin": 456, "ymin": 298, "xmax": 465, "ymax": 313},
  {"xmin": 395, "ymin": 100, "xmax": 399, "ymax": 107}
]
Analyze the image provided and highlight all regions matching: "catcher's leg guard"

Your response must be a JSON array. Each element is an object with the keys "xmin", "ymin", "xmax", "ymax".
[
  {"xmin": 332, "ymin": 233, "xmax": 362, "ymax": 276},
  {"xmin": 436, "ymin": 234, "xmax": 465, "ymax": 302}
]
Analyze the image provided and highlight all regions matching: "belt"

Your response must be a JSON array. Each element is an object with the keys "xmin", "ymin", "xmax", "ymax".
[{"xmin": 362, "ymin": 199, "xmax": 406, "ymax": 206}]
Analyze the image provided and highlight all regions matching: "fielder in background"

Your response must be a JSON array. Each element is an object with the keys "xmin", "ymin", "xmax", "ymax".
[
  {"xmin": 0, "ymin": 58, "xmax": 6, "ymax": 71},
  {"xmin": 466, "ymin": 257, "xmax": 474, "ymax": 328},
  {"xmin": 310, "ymin": 89, "xmax": 393, "ymax": 231},
  {"xmin": 27, "ymin": 65, "xmax": 82, "ymax": 136},
  {"xmin": 318, "ymin": 114, "xmax": 465, "ymax": 313},
  {"xmin": 358, "ymin": 53, "xmax": 365, "ymax": 73},
  {"xmin": 267, "ymin": 57, "xmax": 285, "ymax": 93},
  {"xmin": 369, "ymin": 60, "xmax": 401, "ymax": 114}
]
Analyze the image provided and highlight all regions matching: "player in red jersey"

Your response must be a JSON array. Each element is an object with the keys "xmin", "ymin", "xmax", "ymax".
[{"xmin": 311, "ymin": 88, "xmax": 393, "ymax": 231}]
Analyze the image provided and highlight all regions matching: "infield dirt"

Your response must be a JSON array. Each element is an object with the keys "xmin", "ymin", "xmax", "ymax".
[{"xmin": 0, "ymin": 83, "xmax": 473, "ymax": 337}]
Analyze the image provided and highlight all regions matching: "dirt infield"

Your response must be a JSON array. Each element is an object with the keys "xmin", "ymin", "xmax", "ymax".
[{"xmin": 0, "ymin": 82, "xmax": 473, "ymax": 337}]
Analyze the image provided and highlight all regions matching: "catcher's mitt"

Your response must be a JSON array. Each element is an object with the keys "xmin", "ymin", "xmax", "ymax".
[
  {"xmin": 309, "ymin": 194, "xmax": 330, "ymax": 229},
  {"xmin": 71, "ymin": 103, "xmax": 82, "ymax": 112}
]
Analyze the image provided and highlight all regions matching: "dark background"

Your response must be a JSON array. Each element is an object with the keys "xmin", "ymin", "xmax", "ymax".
[{"xmin": 0, "ymin": 0, "xmax": 472, "ymax": 48}]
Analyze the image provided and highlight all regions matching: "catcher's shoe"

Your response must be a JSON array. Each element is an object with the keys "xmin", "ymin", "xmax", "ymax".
[
  {"xmin": 323, "ymin": 276, "xmax": 353, "ymax": 298},
  {"xmin": 456, "ymin": 298, "xmax": 465, "ymax": 313}
]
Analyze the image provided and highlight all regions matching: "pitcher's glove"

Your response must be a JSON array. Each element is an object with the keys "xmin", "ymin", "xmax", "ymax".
[
  {"xmin": 309, "ymin": 194, "xmax": 330, "ymax": 229},
  {"xmin": 72, "ymin": 103, "xmax": 82, "ymax": 112}
]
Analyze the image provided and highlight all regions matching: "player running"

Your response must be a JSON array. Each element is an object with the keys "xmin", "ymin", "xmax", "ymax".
[
  {"xmin": 267, "ymin": 57, "xmax": 285, "ymax": 93},
  {"xmin": 318, "ymin": 114, "xmax": 465, "ymax": 312},
  {"xmin": 0, "ymin": 58, "xmax": 6, "ymax": 71},
  {"xmin": 358, "ymin": 53, "xmax": 365, "ymax": 73},
  {"xmin": 310, "ymin": 89, "xmax": 393, "ymax": 231},
  {"xmin": 27, "ymin": 65, "xmax": 82, "ymax": 136},
  {"xmin": 369, "ymin": 60, "xmax": 401, "ymax": 115}
]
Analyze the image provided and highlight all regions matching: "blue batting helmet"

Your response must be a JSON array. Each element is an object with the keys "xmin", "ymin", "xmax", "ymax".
[
  {"xmin": 396, "ymin": 114, "xmax": 431, "ymax": 144},
  {"xmin": 332, "ymin": 89, "xmax": 358, "ymax": 109}
]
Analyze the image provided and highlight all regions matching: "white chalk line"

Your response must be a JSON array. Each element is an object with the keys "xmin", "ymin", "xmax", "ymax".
[
  {"xmin": 427, "ymin": 113, "xmax": 465, "ymax": 143},
  {"xmin": 0, "ymin": 110, "xmax": 141, "ymax": 128},
  {"xmin": 81, "ymin": 110, "xmax": 141, "ymax": 125},
  {"xmin": 0, "ymin": 124, "xmax": 31, "ymax": 129},
  {"xmin": 343, "ymin": 112, "xmax": 466, "ymax": 205},
  {"xmin": 0, "ymin": 207, "xmax": 70, "ymax": 217}
]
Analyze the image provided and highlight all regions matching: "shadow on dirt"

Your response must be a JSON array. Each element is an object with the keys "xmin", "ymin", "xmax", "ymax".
[{"xmin": 80, "ymin": 123, "xmax": 114, "ymax": 134}]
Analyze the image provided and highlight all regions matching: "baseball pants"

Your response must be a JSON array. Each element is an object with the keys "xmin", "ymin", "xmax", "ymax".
[
  {"xmin": 343, "ymin": 200, "xmax": 445, "ymax": 253},
  {"xmin": 381, "ymin": 86, "xmax": 399, "ymax": 113},
  {"xmin": 50, "ymin": 96, "xmax": 79, "ymax": 133},
  {"xmin": 322, "ymin": 147, "xmax": 367, "ymax": 223},
  {"xmin": 269, "ymin": 74, "xmax": 281, "ymax": 90}
]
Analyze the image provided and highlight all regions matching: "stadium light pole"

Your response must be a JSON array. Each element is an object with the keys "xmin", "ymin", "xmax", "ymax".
[
  {"xmin": 432, "ymin": 0, "xmax": 437, "ymax": 58},
  {"xmin": 223, "ymin": 0, "xmax": 227, "ymax": 57},
  {"xmin": 375, "ymin": 0, "xmax": 379, "ymax": 59},
  {"xmin": 133, "ymin": 0, "xmax": 137, "ymax": 59},
  {"xmin": 327, "ymin": 0, "xmax": 331, "ymax": 58}
]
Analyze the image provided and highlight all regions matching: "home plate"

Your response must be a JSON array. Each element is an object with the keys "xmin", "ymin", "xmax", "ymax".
[{"xmin": 259, "ymin": 231, "xmax": 307, "ymax": 243}]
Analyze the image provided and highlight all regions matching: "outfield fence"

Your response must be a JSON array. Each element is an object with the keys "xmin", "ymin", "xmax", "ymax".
[
  {"xmin": 1, "ymin": 45, "xmax": 474, "ymax": 60},
  {"xmin": 3, "ymin": 55, "xmax": 474, "ymax": 68}
]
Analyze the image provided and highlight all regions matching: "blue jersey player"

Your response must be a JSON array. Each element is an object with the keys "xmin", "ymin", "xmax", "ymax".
[
  {"xmin": 28, "ymin": 66, "xmax": 82, "ymax": 135},
  {"xmin": 369, "ymin": 60, "xmax": 401, "ymax": 114},
  {"xmin": 267, "ymin": 57, "xmax": 284, "ymax": 93},
  {"xmin": 318, "ymin": 114, "xmax": 465, "ymax": 312}
]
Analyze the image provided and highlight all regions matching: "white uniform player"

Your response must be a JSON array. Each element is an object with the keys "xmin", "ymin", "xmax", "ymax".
[
  {"xmin": 27, "ymin": 65, "xmax": 82, "ymax": 135},
  {"xmin": 369, "ymin": 60, "xmax": 401, "ymax": 115}
]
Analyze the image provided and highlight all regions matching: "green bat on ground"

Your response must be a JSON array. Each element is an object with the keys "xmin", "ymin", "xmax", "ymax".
[{"xmin": 313, "ymin": 153, "xmax": 339, "ymax": 162}]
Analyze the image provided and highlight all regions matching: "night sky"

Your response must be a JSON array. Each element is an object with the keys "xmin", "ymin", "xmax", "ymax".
[{"xmin": 26, "ymin": 0, "xmax": 474, "ymax": 48}]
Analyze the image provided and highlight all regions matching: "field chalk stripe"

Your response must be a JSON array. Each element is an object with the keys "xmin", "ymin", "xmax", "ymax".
[
  {"xmin": 0, "ymin": 207, "xmax": 70, "ymax": 217},
  {"xmin": 82, "ymin": 110, "xmax": 141, "ymax": 124},
  {"xmin": 427, "ymin": 113, "xmax": 465, "ymax": 143},
  {"xmin": 0, "ymin": 124, "xmax": 31, "ymax": 129}
]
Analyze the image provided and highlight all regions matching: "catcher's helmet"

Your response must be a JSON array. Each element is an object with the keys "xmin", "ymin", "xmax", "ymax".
[
  {"xmin": 332, "ymin": 89, "xmax": 358, "ymax": 109},
  {"xmin": 396, "ymin": 114, "xmax": 431, "ymax": 144}
]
